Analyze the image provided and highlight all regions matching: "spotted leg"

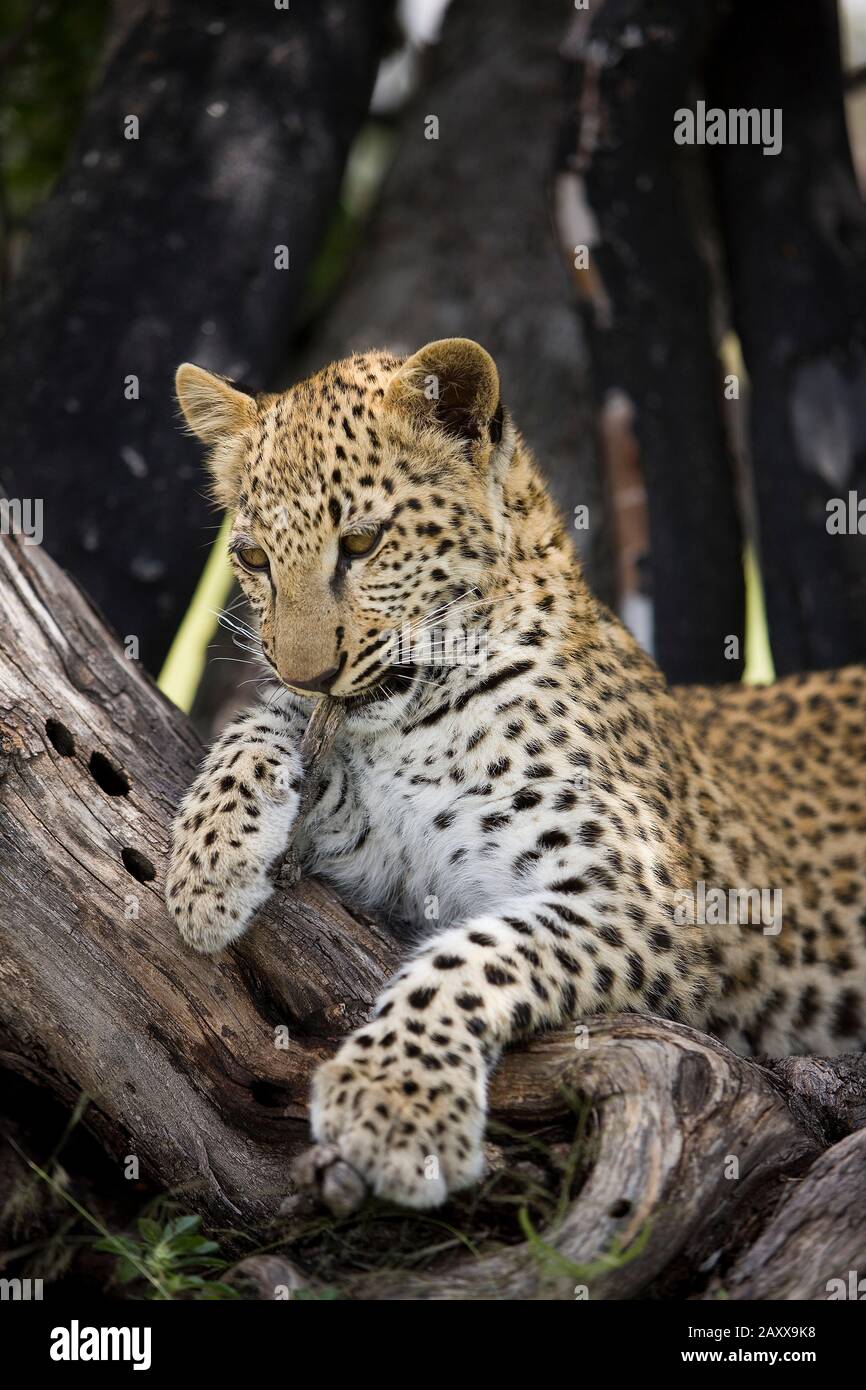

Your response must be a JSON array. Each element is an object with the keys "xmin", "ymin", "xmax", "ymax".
[
  {"xmin": 166, "ymin": 699, "xmax": 311, "ymax": 953},
  {"xmin": 296, "ymin": 889, "xmax": 710, "ymax": 1209}
]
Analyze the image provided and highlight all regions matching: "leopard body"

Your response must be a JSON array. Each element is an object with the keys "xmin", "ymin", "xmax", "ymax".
[{"xmin": 166, "ymin": 340, "xmax": 866, "ymax": 1209}]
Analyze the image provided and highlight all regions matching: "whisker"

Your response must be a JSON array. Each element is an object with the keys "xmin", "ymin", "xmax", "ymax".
[
  {"xmin": 403, "ymin": 590, "xmax": 515, "ymax": 637},
  {"xmin": 403, "ymin": 592, "xmax": 485, "ymax": 634},
  {"xmin": 211, "ymin": 607, "xmax": 260, "ymax": 641},
  {"xmin": 412, "ymin": 587, "xmax": 480, "ymax": 626},
  {"xmin": 389, "ymin": 670, "xmax": 446, "ymax": 688},
  {"xmin": 237, "ymin": 675, "xmax": 276, "ymax": 690},
  {"xmin": 222, "ymin": 623, "xmax": 261, "ymax": 646},
  {"xmin": 265, "ymin": 682, "xmax": 291, "ymax": 712},
  {"xmin": 208, "ymin": 656, "xmax": 262, "ymax": 666}
]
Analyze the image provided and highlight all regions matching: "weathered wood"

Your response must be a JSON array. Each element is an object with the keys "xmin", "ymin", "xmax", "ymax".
[
  {"xmin": 0, "ymin": 530, "xmax": 397, "ymax": 1226},
  {"xmin": 770, "ymin": 1054, "xmax": 866, "ymax": 1144},
  {"xmin": 722, "ymin": 1128, "xmax": 866, "ymax": 1301}
]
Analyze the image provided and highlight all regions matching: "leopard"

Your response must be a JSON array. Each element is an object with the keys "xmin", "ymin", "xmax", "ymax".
[{"xmin": 166, "ymin": 337, "xmax": 866, "ymax": 1212}]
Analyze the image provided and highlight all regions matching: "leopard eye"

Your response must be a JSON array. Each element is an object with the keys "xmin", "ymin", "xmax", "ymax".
[
  {"xmin": 340, "ymin": 527, "xmax": 382, "ymax": 559},
  {"xmin": 235, "ymin": 545, "xmax": 270, "ymax": 573}
]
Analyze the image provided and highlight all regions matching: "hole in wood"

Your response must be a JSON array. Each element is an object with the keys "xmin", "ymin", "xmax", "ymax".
[
  {"xmin": 250, "ymin": 1079, "xmax": 291, "ymax": 1108},
  {"xmin": 608, "ymin": 1198, "xmax": 632, "ymax": 1219},
  {"xmin": 121, "ymin": 847, "xmax": 156, "ymax": 882},
  {"xmin": 89, "ymin": 751, "xmax": 130, "ymax": 796},
  {"xmin": 45, "ymin": 719, "xmax": 75, "ymax": 756}
]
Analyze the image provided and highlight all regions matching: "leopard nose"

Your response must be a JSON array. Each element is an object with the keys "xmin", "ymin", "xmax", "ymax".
[{"xmin": 286, "ymin": 655, "xmax": 345, "ymax": 694}]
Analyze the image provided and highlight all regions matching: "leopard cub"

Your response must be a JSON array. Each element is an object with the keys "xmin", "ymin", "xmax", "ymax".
[{"xmin": 167, "ymin": 338, "xmax": 866, "ymax": 1210}]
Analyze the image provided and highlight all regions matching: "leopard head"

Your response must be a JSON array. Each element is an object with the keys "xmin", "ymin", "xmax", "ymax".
[{"xmin": 175, "ymin": 339, "xmax": 517, "ymax": 704}]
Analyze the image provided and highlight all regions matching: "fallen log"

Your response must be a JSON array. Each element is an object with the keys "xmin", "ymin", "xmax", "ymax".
[{"xmin": 227, "ymin": 1018, "xmax": 827, "ymax": 1300}]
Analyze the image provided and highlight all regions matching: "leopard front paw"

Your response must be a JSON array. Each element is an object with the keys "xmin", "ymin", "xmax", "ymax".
[
  {"xmin": 166, "ymin": 853, "xmax": 272, "ymax": 954},
  {"xmin": 299, "ymin": 1026, "xmax": 487, "ymax": 1211},
  {"xmin": 166, "ymin": 744, "xmax": 303, "ymax": 953}
]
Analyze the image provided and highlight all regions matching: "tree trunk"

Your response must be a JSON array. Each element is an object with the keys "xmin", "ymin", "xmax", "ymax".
[
  {"xmin": 0, "ymin": 0, "xmax": 388, "ymax": 672},
  {"xmin": 560, "ymin": 0, "xmax": 745, "ymax": 684},
  {"xmin": 561, "ymin": 0, "xmax": 866, "ymax": 684},
  {"xmin": 707, "ymin": 0, "xmax": 866, "ymax": 675}
]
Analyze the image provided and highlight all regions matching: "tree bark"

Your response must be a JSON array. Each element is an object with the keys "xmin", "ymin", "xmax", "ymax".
[
  {"xmin": 706, "ymin": 0, "xmax": 866, "ymax": 675},
  {"xmin": 0, "ymin": 0, "xmax": 388, "ymax": 672},
  {"xmin": 770, "ymin": 1054, "xmax": 866, "ymax": 1144},
  {"xmin": 560, "ymin": 0, "xmax": 745, "ymax": 684},
  {"xmin": 722, "ymin": 1128, "xmax": 866, "ymax": 1301}
]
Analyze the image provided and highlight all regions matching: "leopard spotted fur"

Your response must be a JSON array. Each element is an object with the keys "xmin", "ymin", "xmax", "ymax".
[{"xmin": 166, "ymin": 339, "xmax": 866, "ymax": 1210}]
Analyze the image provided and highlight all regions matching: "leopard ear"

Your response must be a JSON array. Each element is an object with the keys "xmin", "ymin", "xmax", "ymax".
[
  {"xmin": 385, "ymin": 338, "xmax": 501, "ymax": 444},
  {"xmin": 175, "ymin": 364, "xmax": 256, "ymax": 444}
]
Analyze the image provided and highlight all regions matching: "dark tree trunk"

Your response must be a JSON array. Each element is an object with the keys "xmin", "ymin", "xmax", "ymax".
[
  {"xmin": 561, "ymin": 0, "xmax": 745, "ymax": 685},
  {"xmin": 562, "ymin": 0, "xmax": 866, "ymax": 684},
  {"xmin": 707, "ymin": 0, "xmax": 866, "ymax": 675},
  {"xmin": 0, "ymin": 0, "xmax": 387, "ymax": 672}
]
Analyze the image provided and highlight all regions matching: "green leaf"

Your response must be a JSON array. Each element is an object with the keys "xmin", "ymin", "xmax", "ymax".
[
  {"xmin": 167, "ymin": 1214, "xmax": 202, "ymax": 1239},
  {"xmin": 137, "ymin": 1217, "xmax": 163, "ymax": 1246}
]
